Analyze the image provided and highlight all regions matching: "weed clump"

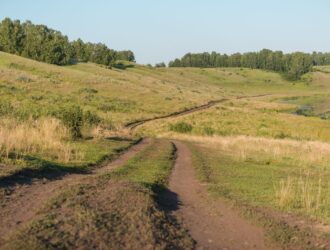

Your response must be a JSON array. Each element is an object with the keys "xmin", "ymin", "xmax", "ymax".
[
  {"xmin": 83, "ymin": 110, "xmax": 101, "ymax": 126},
  {"xmin": 0, "ymin": 101, "xmax": 13, "ymax": 116},
  {"xmin": 203, "ymin": 126, "xmax": 215, "ymax": 136},
  {"xmin": 170, "ymin": 122, "xmax": 193, "ymax": 133}
]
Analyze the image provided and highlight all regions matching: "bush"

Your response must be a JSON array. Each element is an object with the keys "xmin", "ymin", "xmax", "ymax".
[
  {"xmin": 84, "ymin": 110, "xmax": 101, "ymax": 126},
  {"xmin": 296, "ymin": 105, "xmax": 313, "ymax": 116},
  {"xmin": 170, "ymin": 122, "xmax": 193, "ymax": 133},
  {"xmin": 59, "ymin": 106, "xmax": 83, "ymax": 139},
  {"xmin": 320, "ymin": 112, "xmax": 330, "ymax": 120}
]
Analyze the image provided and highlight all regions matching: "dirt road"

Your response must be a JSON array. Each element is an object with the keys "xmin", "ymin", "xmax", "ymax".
[
  {"xmin": 0, "ymin": 138, "xmax": 150, "ymax": 246},
  {"xmin": 161, "ymin": 141, "xmax": 269, "ymax": 250}
]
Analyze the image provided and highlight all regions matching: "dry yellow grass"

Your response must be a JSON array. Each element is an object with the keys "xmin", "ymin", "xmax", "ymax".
[
  {"xmin": 161, "ymin": 133, "xmax": 330, "ymax": 167},
  {"xmin": 0, "ymin": 118, "xmax": 83, "ymax": 163},
  {"xmin": 164, "ymin": 133, "xmax": 330, "ymax": 218},
  {"xmin": 275, "ymin": 175, "xmax": 326, "ymax": 213}
]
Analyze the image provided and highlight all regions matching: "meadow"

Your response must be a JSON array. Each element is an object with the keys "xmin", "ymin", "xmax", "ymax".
[{"xmin": 0, "ymin": 51, "xmax": 330, "ymax": 248}]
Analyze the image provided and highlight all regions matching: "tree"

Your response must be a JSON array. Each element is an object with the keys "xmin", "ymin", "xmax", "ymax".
[
  {"xmin": 168, "ymin": 49, "xmax": 328, "ymax": 80},
  {"xmin": 155, "ymin": 62, "xmax": 166, "ymax": 67},
  {"xmin": 72, "ymin": 38, "xmax": 87, "ymax": 62},
  {"xmin": 0, "ymin": 17, "xmax": 135, "ymax": 68},
  {"xmin": 0, "ymin": 18, "xmax": 24, "ymax": 54},
  {"xmin": 117, "ymin": 50, "xmax": 135, "ymax": 62}
]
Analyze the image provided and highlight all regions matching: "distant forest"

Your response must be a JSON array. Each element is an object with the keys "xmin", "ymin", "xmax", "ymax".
[
  {"xmin": 0, "ymin": 18, "xmax": 135, "ymax": 66},
  {"xmin": 169, "ymin": 50, "xmax": 330, "ymax": 80}
]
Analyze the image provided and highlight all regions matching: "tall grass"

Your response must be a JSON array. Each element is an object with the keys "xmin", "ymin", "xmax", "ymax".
[
  {"xmin": 275, "ymin": 175, "xmax": 327, "ymax": 214},
  {"xmin": 166, "ymin": 134, "xmax": 330, "ymax": 218},
  {"xmin": 0, "ymin": 118, "xmax": 83, "ymax": 163},
  {"xmin": 166, "ymin": 133, "xmax": 330, "ymax": 167}
]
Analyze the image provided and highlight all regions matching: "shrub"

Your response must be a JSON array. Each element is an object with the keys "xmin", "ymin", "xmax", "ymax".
[
  {"xmin": 320, "ymin": 112, "xmax": 330, "ymax": 120},
  {"xmin": 296, "ymin": 105, "xmax": 313, "ymax": 116},
  {"xmin": 59, "ymin": 106, "xmax": 83, "ymax": 139},
  {"xmin": 84, "ymin": 110, "xmax": 101, "ymax": 126},
  {"xmin": 170, "ymin": 122, "xmax": 193, "ymax": 133}
]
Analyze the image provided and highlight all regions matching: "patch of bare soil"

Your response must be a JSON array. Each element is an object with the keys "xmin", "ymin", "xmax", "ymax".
[
  {"xmin": 160, "ymin": 141, "xmax": 270, "ymax": 250},
  {"xmin": 0, "ymin": 138, "xmax": 150, "ymax": 247}
]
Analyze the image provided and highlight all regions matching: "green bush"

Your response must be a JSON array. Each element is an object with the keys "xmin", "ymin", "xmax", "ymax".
[
  {"xmin": 59, "ymin": 106, "xmax": 83, "ymax": 139},
  {"xmin": 170, "ymin": 122, "xmax": 193, "ymax": 133},
  {"xmin": 84, "ymin": 110, "xmax": 101, "ymax": 126},
  {"xmin": 320, "ymin": 112, "xmax": 330, "ymax": 120},
  {"xmin": 296, "ymin": 105, "xmax": 313, "ymax": 116}
]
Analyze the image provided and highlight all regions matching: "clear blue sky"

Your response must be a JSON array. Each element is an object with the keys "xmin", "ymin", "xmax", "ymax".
[{"xmin": 1, "ymin": 0, "xmax": 329, "ymax": 64}]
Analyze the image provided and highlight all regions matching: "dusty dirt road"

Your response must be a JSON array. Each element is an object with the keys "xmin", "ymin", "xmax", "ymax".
[
  {"xmin": 161, "ymin": 141, "xmax": 270, "ymax": 250},
  {"xmin": 0, "ymin": 138, "xmax": 150, "ymax": 246}
]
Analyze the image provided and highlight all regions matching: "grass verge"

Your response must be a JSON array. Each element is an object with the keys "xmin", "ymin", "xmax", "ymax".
[{"xmin": 185, "ymin": 138, "xmax": 330, "ymax": 249}]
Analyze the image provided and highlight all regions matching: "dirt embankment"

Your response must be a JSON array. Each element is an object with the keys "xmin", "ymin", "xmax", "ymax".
[{"xmin": 0, "ymin": 139, "xmax": 151, "ymax": 246}]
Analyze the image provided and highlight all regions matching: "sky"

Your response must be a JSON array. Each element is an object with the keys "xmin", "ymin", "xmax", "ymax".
[{"xmin": 0, "ymin": 0, "xmax": 329, "ymax": 64}]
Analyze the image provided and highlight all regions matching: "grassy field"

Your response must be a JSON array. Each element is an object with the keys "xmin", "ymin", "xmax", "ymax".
[
  {"xmin": 138, "ymin": 98, "xmax": 330, "ymax": 142},
  {"xmin": 1, "ymin": 51, "xmax": 330, "ymax": 248},
  {"xmin": 132, "ymin": 63, "xmax": 330, "ymax": 244},
  {"xmin": 4, "ymin": 139, "xmax": 194, "ymax": 249},
  {"xmin": 1, "ymin": 51, "xmax": 323, "ymax": 176},
  {"xmin": 180, "ymin": 135, "xmax": 330, "ymax": 220}
]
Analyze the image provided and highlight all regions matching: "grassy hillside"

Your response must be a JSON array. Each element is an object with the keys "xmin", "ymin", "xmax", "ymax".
[
  {"xmin": 1, "ymin": 52, "xmax": 330, "ymax": 248},
  {"xmin": 1, "ymin": 51, "xmax": 329, "ymax": 174}
]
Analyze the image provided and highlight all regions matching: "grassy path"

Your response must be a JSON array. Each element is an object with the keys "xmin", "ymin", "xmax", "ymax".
[
  {"xmin": 160, "ymin": 141, "xmax": 271, "ymax": 249},
  {"xmin": 0, "ymin": 139, "xmax": 150, "ymax": 247}
]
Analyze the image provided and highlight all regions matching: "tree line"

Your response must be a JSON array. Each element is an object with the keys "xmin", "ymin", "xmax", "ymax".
[
  {"xmin": 169, "ymin": 49, "xmax": 330, "ymax": 80},
  {"xmin": 0, "ymin": 18, "xmax": 135, "ymax": 66}
]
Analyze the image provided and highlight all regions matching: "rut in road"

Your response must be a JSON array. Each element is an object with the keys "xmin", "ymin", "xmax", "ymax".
[
  {"xmin": 0, "ymin": 138, "xmax": 150, "ymax": 246},
  {"xmin": 160, "ymin": 141, "xmax": 270, "ymax": 250}
]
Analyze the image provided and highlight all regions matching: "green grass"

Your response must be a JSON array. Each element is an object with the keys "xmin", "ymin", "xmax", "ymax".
[
  {"xmin": 188, "ymin": 141, "xmax": 330, "ymax": 222},
  {"xmin": 109, "ymin": 139, "xmax": 175, "ymax": 192},
  {"xmin": 185, "ymin": 139, "xmax": 330, "ymax": 248},
  {"xmin": 138, "ymin": 99, "xmax": 330, "ymax": 142},
  {"xmin": 0, "ymin": 51, "xmax": 326, "ymax": 128},
  {"xmin": 1, "ymin": 51, "xmax": 330, "ymax": 245}
]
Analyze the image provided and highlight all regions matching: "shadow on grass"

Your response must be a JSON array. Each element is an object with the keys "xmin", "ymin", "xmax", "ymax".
[
  {"xmin": 141, "ymin": 182, "xmax": 181, "ymax": 213},
  {"xmin": 0, "ymin": 154, "xmax": 90, "ymax": 188},
  {"xmin": 112, "ymin": 63, "xmax": 135, "ymax": 70},
  {"xmin": 0, "ymin": 137, "xmax": 140, "ymax": 189},
  {"xmin": 105, "ymin": 136, "xmax": 133, "ymax": 142}
]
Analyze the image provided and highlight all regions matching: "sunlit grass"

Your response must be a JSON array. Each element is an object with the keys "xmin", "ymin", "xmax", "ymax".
[{"xmin": 166, "ymin": 134, "xmax": 330, "ymax": 221}]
